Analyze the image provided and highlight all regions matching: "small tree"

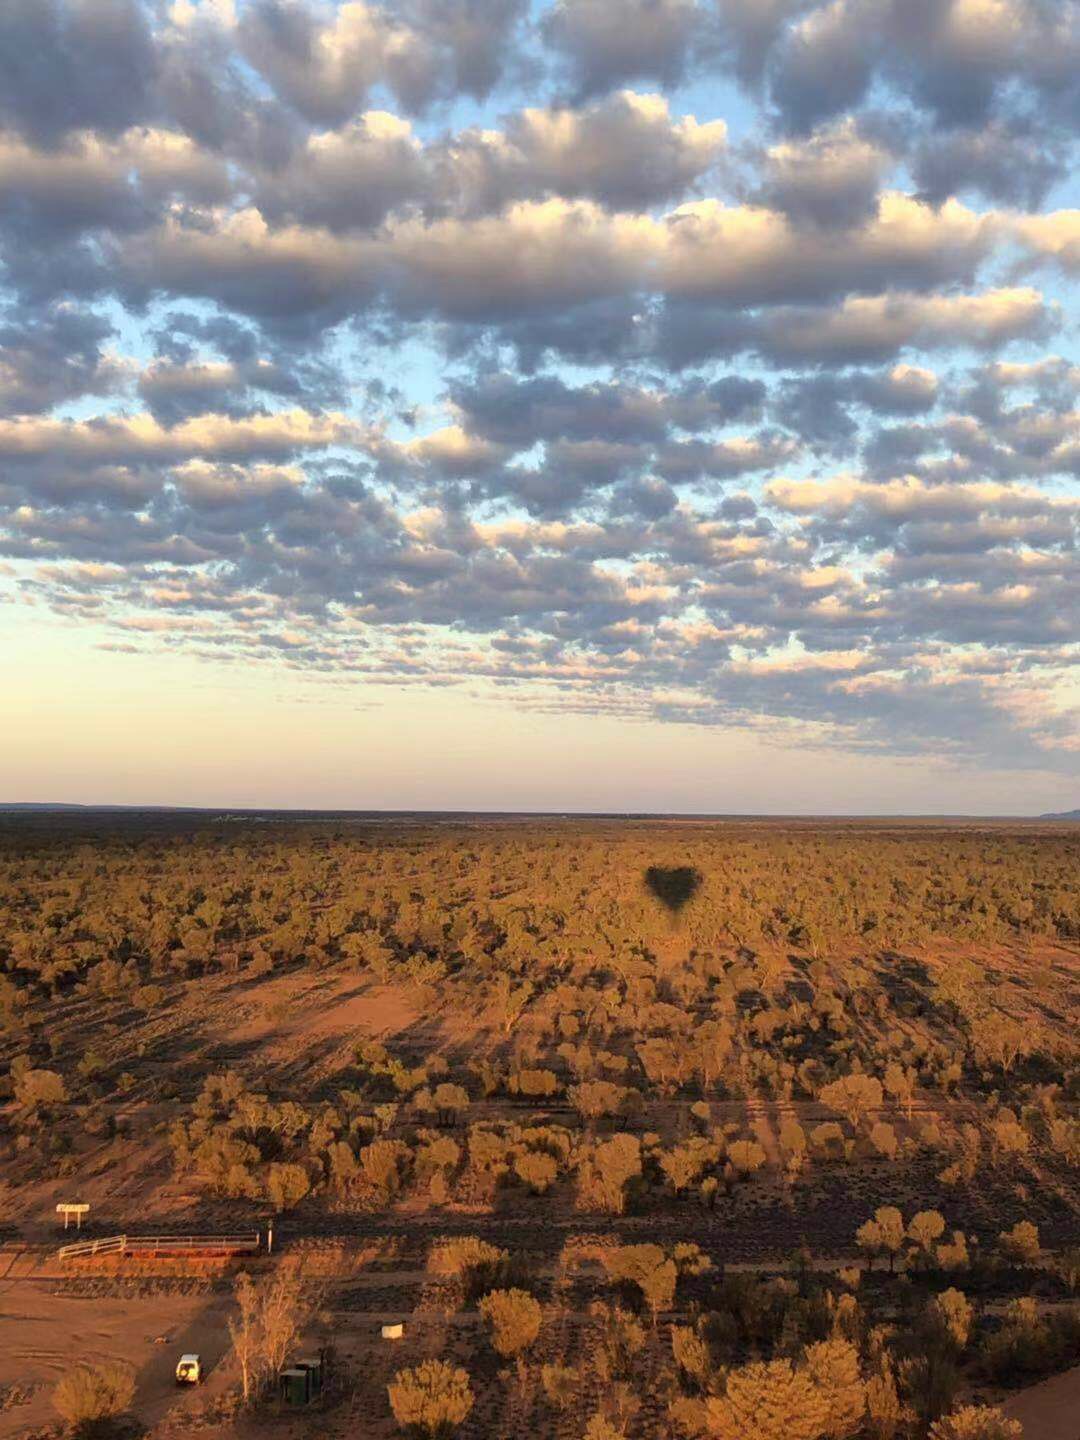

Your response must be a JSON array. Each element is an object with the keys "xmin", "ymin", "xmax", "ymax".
[
  {"xmin": 998, "ymin": 1221, "xmax": 1040, "ymax": 1265},
  {"xmin": 908, "ymin": 1210, "xmax": 946, "ymax": 1264},
  {"xmin": 819, "ymin": 1075, "xmax": 883, "ymax": 1133},
  {"xmin": 728, "ymin": 1139, "xmax": 767, "ymax": 1179},
  {"xmin": 705, "ymin": 1358, "xmax": 829, "ymax": 1440},
  {"xmin": 928, "ymin": 1405, "xmax": 1022, "ymax": 1440},
  {"xmin": 266, "ymin": 1163, "xmax": 310, "ymax": 1213},
  {"xmin": 516, "ymin": 1151, "xmax": 558, "ymax": 1194},
  {"xmin": 856, "ymin": 1207, "xmax": 906, "ymax": 1273},
  {"xmin": 541, "ymin": 1363, "xmax": 578, "ymax": 1411},
  {"xmin": 54, "ymin": 1362, "xmax": 134, "ymax": 1432},
  {"xmin": 929, "ymin": 1289, "xmax": 973, "ymax": 1351},
  {"xmin": 804, "ymin": 1337, "xmax": 865, "ymax": 1438},
  {"xmin": 870, "ymin": 1122, "xmax": 898, "ymax": 1160},
  {"xmin": 479, "ymin": 1288, "xmax": 542, "ymax": 1360},
  {"xmin": 15, "ymin": 1067, "xmax": 67, "ymax": 1111},
  {"xmin": 883, "ymin": 1063, "xmax": 916, "ymax": 1119},
  {"xmin": 388, "ymin": 1360, "xmax": 473, "ymax": 1438},
  {"xmin": 228, "ymin": 1271, "xmax": 261, "ymax": 1404}
]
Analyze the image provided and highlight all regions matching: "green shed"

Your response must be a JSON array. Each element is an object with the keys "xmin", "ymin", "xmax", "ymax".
[
  {"xmin": 297, "ymin": 1357, "xmax": 323, "ymax": 1396},
  {"xmin": 280, "ymin": 1367, "xmax": 309, "ymax": 1406}
]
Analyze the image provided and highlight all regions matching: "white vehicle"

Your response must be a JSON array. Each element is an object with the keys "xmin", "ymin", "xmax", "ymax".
[{"xmin": 175, "ymin": 1354, "xmax": 201, "ymax": 1385}]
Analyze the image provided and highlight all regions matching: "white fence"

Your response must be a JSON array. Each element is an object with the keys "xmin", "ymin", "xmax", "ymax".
[{"xmin": 58, "ymin": 1232, "xmax": 261, "ymax": 1261}]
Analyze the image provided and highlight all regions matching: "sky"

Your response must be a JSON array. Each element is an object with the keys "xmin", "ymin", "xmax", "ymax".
[{"xmin": 0, "ymin": 0, "xmax": 1078, "ymax": 814}]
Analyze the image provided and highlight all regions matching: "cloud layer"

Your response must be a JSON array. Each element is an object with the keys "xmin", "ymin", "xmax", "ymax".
[{"xmin": 0, "ymin": 0, "xmax": 1077, "ymax": 774}]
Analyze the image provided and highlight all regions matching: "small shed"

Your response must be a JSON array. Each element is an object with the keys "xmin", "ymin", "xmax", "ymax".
[
  {"xmin": 381, "ymin": 1322, "xmax": 405, "ymax": 1340},
  {"xmin": 280, "ymin": 1367, "xmax": 309, "ymax": 1406},
  {"xmin": 297, "ymin": 1357, "xmax": 323, "ymax": 1396}
]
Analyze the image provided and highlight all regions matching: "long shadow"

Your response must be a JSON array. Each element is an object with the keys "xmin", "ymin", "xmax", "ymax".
[{"xmin": 643, "ymin": 865, "xmax": 702, "ymax": 913}]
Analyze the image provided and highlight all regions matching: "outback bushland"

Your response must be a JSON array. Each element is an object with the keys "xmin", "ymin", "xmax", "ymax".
[{"xmin": 0, "ymin": 815, "xmax": 1076, "ymax": 1440}]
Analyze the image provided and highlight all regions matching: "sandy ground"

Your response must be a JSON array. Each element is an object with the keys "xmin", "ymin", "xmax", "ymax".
[
  {"xmin": 1002, "ymin": 1365, "xmax": 1080, "ymax": 1440},
  {"xmin": 0, "ymin": 1279, "xmax": 234, "ymax": 1439}
]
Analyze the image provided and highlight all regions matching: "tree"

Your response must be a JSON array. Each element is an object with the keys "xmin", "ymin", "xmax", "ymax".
[
  {"xmin": 479, "ymin": 1288, "xmax": 542, "ymax": 1360},
  {"xmin": 929, "ymin": 1289, "xmax": 973, "ymax": 1351},
  {"xmin": 579, "ymin": 1133, "xmax": 641, "ymax": 1214},
  {"xmin": 705, "ymin": 1359, "xmax": 829, "ymax": 1440},
  {"xmin": 728, "ymin": 1139, "xmax": 766, "ymax": 1178},
  {"xmin": 928, "ymin": 1406, "xmax": 1022, "ymax": 1440},
  {"xmin": 603, "ymin": 1244, "xmax": 676, "ymax": 1321},
  {"xmin": 870, "ymin": 1122, "xmax": 898, "ymax": 1160},
  {"xmin": 360, "ymin": 1138, "xmax": 408, "ymax": 1201},
  {"xmin": 515, "ymin": 1151, "xmax": 557, "ymax": 1194},
  {"xmin": 229, "ymin": 1271, "xmax": 261, "ymax": 1404},
  {"xmin": 864, "ymin": 1361, "xmax": 902, "ymax": 1440},
  {"xmin": 15, "ymin": 1067, "xmax": 67, "ymax": 1111},
  {"xmin": 53, "ymin": 1362, "xmax": 134, "ymax": 1432},
  {"xmin": 908, "ymin": 1210, "xmax": 946, "ymax": 1263},
  {"xmin": 672, "ymin": 1326, "xmax": 711, "ymax": 1388},
  {"xmin": 819, "ymin": 1075, "xmax": 883, "ymax": 1133},
  {"xmin": 856, "ymin": 1207, "xmax": 906, "ymax": 1273},
  {"xmin": 266, "ymin": 1162, "xmax": 310, "ymax": 1213},
  {"xmin": 998, "ymin": 1221, "xmax": 1040, "ymax": 1265},
  {"xmin": 803, "ymin": 1338, "xmax": 865, "ymax": 1437},
  {"xmin": 388, "ymin": 1360, "xmax": 473, "ymax": 1438},
  {"xmin": 541, "ymin": 1363, "xmax": 578, "ymax": 1411},
  {"xmin": 585, "ymin": 1414, "xmax": 627, "ymax": 1440},
  {"xmin": 570, "ymin": 1081, "xmax": 627, "ymax": 1126},
  {"xmin": 883, "ymin": 1063, "xmax": 917, "ymax": 1119}
]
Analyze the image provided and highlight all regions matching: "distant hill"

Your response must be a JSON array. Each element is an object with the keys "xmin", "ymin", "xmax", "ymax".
[{"xmin": 1041, "ymin": 808, "xmax": 1080, "ymax": 820}]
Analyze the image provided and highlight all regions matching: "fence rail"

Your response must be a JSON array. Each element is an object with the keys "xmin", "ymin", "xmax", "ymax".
[{"xmin": 58, "ymin": 1232, "xmax": 261, "ymax": 1262}]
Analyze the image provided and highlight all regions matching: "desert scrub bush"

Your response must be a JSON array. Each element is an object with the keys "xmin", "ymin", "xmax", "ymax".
[
  {"xmin": 515, "ymin": 1150, "xmax": 558, "ymax": 1193},
  {"xmin": 928, "ymin": 1405, "xmax": 1021, "ymax": 1440},
  {"xmin": 53, "ymin": 1362, "xmax": 134, "ymax": 1433},
  {"xmin": 428, "ymin": 1237, "xmax": 511, "ymax": 1302},
  {"xmin": 802, "ymin": 1337, "xmax": 866, "ymax": 1437},
  {"xmin": 387, "ymin": 1359, "xmax": 472, "ymax": 1438},
  {"xmin": 704, "ymin": 1358, "xmax": 829, "ymax": 1440},
  {"xmin": 478, "ymin": 1287, "xmax": 542, "ymax": 1359},
  {"xmin": 997, "ymin": 1221, "xmax": 1040, "ymax": 1265}
]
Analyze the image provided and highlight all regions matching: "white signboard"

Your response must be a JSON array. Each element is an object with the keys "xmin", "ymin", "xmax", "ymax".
[{"xmin": 56, "ymin": 1203, "xmax": 90, "ymax": 1230}]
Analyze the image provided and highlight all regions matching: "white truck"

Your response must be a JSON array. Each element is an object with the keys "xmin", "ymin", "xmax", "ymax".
[{"xmin": 175, "ymin": 1354, "xmax": 201, "ymax": 1385}]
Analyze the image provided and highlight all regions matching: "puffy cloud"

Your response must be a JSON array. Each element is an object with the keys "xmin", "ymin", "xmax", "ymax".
[
  {"xmin": 543, "ymin": 0, "xmax": 708, "ymax": 99},
  {"xmin": 0, "ymin": 305, "xmax": 124, "ymax": 416},
  {"xmin": 750, "ymin": 120, "xmax": 892, "ymax": 228},
  {"xmin": 438, "ymin": 90, "xmax": 727, "ymax": 214},
  {"xmin": 0, "ymin": 408, "xmax": 370, "ymax": 465},
  {"xmin": 0, "ymin": 0, "xmax": 157, "ymax": 144},
  {"xmin": 0, "ymin": 0, "xmax": 1076, "ymax": 774},
  {"xmin": 658, "ymin": 286, "xmax": 1051, "ymax": 368},
  {"xmin": 238, "ymin": 0, "xmax": 527, "ymax": 124}
]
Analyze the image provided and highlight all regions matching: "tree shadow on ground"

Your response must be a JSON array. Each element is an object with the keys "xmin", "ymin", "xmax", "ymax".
[{"xmin": 643, "ymin": 865, "xmax": 702, "ymax": 913}]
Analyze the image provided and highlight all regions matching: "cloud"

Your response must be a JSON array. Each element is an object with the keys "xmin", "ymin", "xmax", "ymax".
[
  {"xmin": 542, "ymin": 0, "xmax": 708, "ymax": 99},
  {"xmin": 238, "ymin": 0, "xmax": 527, "ymax": 124},
  {"xmin": 0, "ymin": 304, "xmax": 124, "ymax": 416},
  {"xmin": 0, "ymin": 0, "xmax": 1076, "ymax": 776}
]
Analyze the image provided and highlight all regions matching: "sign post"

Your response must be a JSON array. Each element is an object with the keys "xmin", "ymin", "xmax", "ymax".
[{"xmin": 56, "ymin": 1203, "xmax": 90, "ymax": 1231}]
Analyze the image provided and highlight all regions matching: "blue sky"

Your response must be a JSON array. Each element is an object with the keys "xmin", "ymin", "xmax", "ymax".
[{"xmin": 0, "ymin": 0, "xmax": 1077, "ymax": 812}]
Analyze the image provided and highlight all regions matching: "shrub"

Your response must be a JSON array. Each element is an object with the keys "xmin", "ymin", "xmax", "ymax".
[
  {"xmin": 728, "ymin": 1139, "xmax": 766, "ymax": 1178},
  {"xmin": 53, "ymin": 1363, "xmax": 134, "ymax": 1432},
  {"xmin": 704, "ymin": 1358, "xmax": 829, "ymax": 1440},
  {"xmin": 541, "ymin": 1363, "xmax": 578, "ymax": 1410},
  {"xmin": 928, "ymin": 1405, "xmax": 1022, "ymax": 1440},
  {"xmin": 856, "ymin": 1207, "xmax": 905, "ymax": 1272},
  {"xmin": 515, "ymin": 1151, "xmax": 558, "ymax": 1193},
  {"xmin": 803, "ymin": 1337, "xmax": 865, "ymax": 1437},
  {"xmin": 998, "ymin": 1221, "xmax": 1040, "ymax": 1265},
  {"xmin": 388, "ymin": 1360, "xmax": 473, "ymax": 1438},
  {"xmin": 266, "ymin": 1163, "xmax": 310, "ymax": 1212},
  {"xmin": 478, "ymin": 1288, "xmax": 542, "ymax": 1358}
]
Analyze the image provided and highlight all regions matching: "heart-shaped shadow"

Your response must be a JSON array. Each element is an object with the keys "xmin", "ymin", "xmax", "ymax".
[{"xmin": 644, "ymin": 865, "xmax": 702, "ymax": 913}]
